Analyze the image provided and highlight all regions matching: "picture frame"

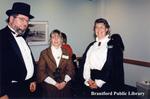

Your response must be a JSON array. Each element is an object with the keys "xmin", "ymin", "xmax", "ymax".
[{"xmin": 25, "ymin": 21, "xmax": 48, "ymax": 45}]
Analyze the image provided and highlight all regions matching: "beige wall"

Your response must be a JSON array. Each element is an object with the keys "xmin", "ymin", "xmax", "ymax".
[
  {"xmin": 0, "ymin": 0, "xmax": 149, "ymax": 87},
  {"xmin": 0, "ymin": 0, "xmax": 97, "ymax": 60}
]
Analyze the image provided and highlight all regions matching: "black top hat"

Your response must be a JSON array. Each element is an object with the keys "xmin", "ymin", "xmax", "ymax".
[{"xmin": 6, "ymin": 2, "xmax": 34, "ymax": 19}]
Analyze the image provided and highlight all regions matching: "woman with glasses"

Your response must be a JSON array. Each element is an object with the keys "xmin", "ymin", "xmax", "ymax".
[{"xmin": 37, "ymin": 29, "xmax": 75, "ymax": 98}]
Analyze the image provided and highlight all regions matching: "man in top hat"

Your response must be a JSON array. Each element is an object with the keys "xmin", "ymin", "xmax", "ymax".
[{"xmin": 0, "ymin": 2, "xmax": 36, "ymax": 99}]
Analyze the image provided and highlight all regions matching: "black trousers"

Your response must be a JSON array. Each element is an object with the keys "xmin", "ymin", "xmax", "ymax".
[{"xmin": 8, "ymin": 80, "xmax": 34, "ymax": 99}]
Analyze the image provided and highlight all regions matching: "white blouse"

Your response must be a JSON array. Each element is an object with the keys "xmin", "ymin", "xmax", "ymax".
[
  {"xmin": 83, "ymin": 35, "xmax": 110, "ymax": 88},
  {"xmin": 51, "ymin": 46, "xmax": 62, "ymax": 67}
]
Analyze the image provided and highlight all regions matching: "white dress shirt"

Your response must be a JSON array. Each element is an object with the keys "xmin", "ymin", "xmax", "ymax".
[
  {"xmin": 83, "ymin": 35, "xmax": 110, "ymax": 88},
  {"xmin": 8, "ymin": 25, "xmax": 34, "ymax": 80}
]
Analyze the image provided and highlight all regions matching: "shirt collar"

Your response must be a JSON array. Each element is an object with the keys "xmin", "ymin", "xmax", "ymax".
[
  {"xmin": 96, "ymin": 35, "xmax": 109, "ymax": 43},
  {"xmin": 51, "ymin": 45, "xmax": 61, "ymax": 51},
  {"xmin": 8, "ymin": 25, "xmax": 18, "ymax": 37}
]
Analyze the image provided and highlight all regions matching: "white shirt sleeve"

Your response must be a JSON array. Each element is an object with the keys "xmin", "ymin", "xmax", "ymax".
[
  {"xmin": 95, "ymin": 79, "xmax": 106, "ymax": 88},
  {"xmin": 64, "ymin": 75, "xmax": 71, "ymax": 83},
  {"xmin": 83, "ymin": 49, "xmax": 92, "ymax": 86},
  {"xmin": 44, "ymin": 76, "xmax": 57, "ymax": 86},
  {"xmin": 84, "ymin": 80, "xmax": 90, "ymax": 86}
]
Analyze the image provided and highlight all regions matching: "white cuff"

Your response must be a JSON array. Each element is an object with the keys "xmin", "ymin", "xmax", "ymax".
[
  {"xmin": 44, "ymin": 76, "xmax": 56, "ymax": 86},
  {"xmin": 84, "ymin": 79, "xmax": 90, "ymax": 86},
  {"xmin": 95, "ymin": 79, "xmax": 106, "ymax": 88},
  {"xmin": 64, "ymin": 75, "xmax": 71, "ymax": 83}
]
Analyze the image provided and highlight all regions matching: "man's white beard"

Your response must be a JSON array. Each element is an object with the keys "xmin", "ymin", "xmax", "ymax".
[{"xmin": 16, "ymin": 28, "xmax": 25, "ymax": 36}]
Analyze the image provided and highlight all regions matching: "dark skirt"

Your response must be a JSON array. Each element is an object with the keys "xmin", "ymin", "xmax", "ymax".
[{"xmin": 41, "ymin": 82, "xmax": 72, "ymax": 99}]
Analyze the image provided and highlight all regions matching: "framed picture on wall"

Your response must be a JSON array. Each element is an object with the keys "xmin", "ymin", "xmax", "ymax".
[{"xmin": 25, "ymin": 21, "xmax": 48, "ymax": 45}]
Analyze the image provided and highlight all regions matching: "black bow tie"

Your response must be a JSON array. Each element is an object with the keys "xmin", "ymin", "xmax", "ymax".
[
  {"xmin": 16, "ymin": 34, "xmax": 22, "ymax": 37},
  {"xmin": 11, "ymin": 31, "xmax": 22, "ymax": 37},
  {"xmin": 98, "ymin": 42, "xmax": 101, "ymax": 46}
]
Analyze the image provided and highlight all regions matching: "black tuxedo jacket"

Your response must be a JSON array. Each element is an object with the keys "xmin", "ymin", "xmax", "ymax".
[
  {"xmin": 0, "ymin": 26, "xmax": 36, "ymax": 96},
  {"xmin": 80, "ymin": 34, "xmax": 125, "ymax": 91}
]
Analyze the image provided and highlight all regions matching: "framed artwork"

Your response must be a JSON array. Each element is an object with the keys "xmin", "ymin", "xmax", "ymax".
[{"xmin": 25, "ymin": 21, "xmax": 48, "ymax": 45}]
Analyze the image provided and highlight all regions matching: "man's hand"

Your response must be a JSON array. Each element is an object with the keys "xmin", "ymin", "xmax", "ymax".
[
  {"xmin": 29, "ymin": 82, "xmax": 36, "ymax": 93},
  {"xmin": 0, "ymin": 95, "xmax": 9, "ymax": 99}
]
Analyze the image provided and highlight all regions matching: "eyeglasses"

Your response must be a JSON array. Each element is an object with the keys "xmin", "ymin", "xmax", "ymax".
[{"xmin": 14, "ymin": 16, "xmax": 29, "ymax": 23}]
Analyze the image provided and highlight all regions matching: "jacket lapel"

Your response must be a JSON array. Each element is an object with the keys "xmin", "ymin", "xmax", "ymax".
[
  {"xmin": 47, "ymin": 47, "xmax": 57, "ymax": 69},
  {"xmin": 58, "ymin": 48, "xmax": 69, "ymax": 69},
  {"xmin": 6, "ymin": 27, "xmax": 25, "ymax": 66}
]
